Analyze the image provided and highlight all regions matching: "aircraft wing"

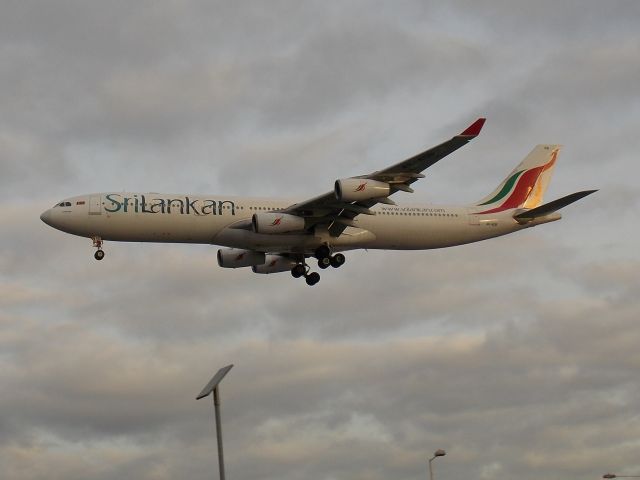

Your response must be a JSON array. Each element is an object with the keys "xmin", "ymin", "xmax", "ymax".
[{"xmin": 281, "ymin": 118, "xmax": 486, "ymax": 237}]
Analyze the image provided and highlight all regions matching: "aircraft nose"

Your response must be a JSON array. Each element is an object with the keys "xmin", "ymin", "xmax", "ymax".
[{"xmin": 40, "ymin": 209, "xmax": 52, "ymax": 226}]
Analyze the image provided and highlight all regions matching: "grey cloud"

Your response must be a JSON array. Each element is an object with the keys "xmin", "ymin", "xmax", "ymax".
[
  {"xmin": 2, "ymin": 294, "xmax": 640, "ymax": 479},
  {"xmin": 571, "ymin": 260, "xmax": 640, "ymax": 298},
  {"xmin": 252, "ymin": 22, "xmax": 487, "ymax": 128},
  {"xmin": 2, "ymin": 1, "xmax": 640, "ymax": 480},
  {"xmin": 444, "ymin": 0, "xmax": 640, "ymax": 42}
]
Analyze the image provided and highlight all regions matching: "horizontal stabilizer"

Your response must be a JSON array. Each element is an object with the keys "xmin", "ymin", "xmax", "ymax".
[{"xmin": 513, "ymin": 190, "xmax": 597, "ymax": 222}]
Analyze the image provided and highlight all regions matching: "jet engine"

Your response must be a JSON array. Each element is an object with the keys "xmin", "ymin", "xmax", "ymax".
[
  {"xmin": 252, "ymin": 254, "xmax": 297, "ymax": 274},
  {"xmin": 217, "ymin": 248, "xmax": 265, "ymax": 268},
  {"xmin": 252, "ymin": 212, "xmax": 305, "ymax": 234},
  {"xmin": 334, "ymin": 178, "xmax": 390, "ymax": 202}
]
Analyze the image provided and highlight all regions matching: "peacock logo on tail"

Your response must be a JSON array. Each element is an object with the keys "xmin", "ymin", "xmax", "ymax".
[{"xmin": 476, "ymin": 148, "xmax": 558, "ymax": 214}]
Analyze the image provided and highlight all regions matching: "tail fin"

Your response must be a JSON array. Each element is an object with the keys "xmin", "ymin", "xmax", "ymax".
[{"xmin": 475, "ymin": 145, "xmax": 560, "ymax": 214}]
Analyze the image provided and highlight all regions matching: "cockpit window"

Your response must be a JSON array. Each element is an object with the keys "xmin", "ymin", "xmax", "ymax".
[{"xmin": 55, "ymin": 201, "xmax": 72, "ymax": 207}]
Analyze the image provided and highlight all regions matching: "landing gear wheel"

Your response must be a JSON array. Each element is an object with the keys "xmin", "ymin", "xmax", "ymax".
[
  {"xmin": 318, "ymin": 257, "xmax": 331, "ymax": 269},
  {"xmin": 314, "ymin": 245, "xmax": 331, "ymax": 260},
  {"xmin": 330, "ymin": 253, "xmax": 345, "ymax": 268},
  {"xmin": 291, "ymin": 264, "xmax": 306, "ymax": 278},
  {"xmin": 305, "ymin": 272, "xmax": 320, "ymax": 286},
  {"xmin": 92, "ymin": 236, "xmax": 104, "ymax": 261}
]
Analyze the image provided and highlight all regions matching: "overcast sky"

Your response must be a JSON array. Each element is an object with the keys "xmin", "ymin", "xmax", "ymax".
[{"xmin": 1, "ymin": 1, "xmax": 640, "ymax": 479}]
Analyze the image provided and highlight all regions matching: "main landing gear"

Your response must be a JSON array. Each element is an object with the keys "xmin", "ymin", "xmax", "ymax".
[
  {"xmin": 305, "ymin": 272, "xmax": 321, "ymax": 286},
  {"xmin": 92, "ymin": 236, "xmax": 105, "ymax": 261},
  {"xmin": 315, "ymin": 245, "xmax": 345, "ymax": 270},
  {"xmin": 290, "ymin": 246, "xmax": 347, "ymax": 286},
  {"xmin": 290, "ymin": 262, "xmax": 320, "ymax": 286}
]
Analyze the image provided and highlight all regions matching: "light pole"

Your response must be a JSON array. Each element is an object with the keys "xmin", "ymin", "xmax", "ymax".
[
  {"xmin": 428, "ymin": 449, "xmax": 446, "ymax": 480},
  {"xmin": 603, "ymin": 475, "xmax": 640, "ymax": 479},
  {"xmin": 196, "ymin": 364, "xmax": 234, "ymax": 480}
]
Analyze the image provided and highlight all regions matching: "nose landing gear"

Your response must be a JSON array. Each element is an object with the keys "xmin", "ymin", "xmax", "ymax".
[{"xmin": 92, "ymin": 236, "xmax": 105, "ymax": 261}]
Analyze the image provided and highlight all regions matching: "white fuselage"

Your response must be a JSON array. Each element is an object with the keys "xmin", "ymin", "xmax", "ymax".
[{"xmin": 41, "ymin": 192, "xmax": 559, "ymax": 254}]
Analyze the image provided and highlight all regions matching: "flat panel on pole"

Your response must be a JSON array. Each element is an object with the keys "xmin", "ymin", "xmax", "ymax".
[{"xmin": 196, "ymin": 364, "xmax": 233, "ymax": 400}]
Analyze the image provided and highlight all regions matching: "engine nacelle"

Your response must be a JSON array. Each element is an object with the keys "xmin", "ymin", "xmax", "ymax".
[
  {"xmin": 252, "ymin": 212, "xmax": 305, "ymax": 234},
  {"xmin": 217, "ymin": 248, "xmax": 265, "ymax": 268},
  {"xmin": 252, "ymin": 255, "xmax": 297, "ymax": 274},
  {"xmin": 334, "ymin": 178, "xmax": 390, "ymax": 202}
]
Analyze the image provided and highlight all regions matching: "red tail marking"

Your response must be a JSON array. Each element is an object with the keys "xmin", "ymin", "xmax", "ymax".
[{"xmin": 477, "ymin": 149, "xmax": 559, "ymax": 214}]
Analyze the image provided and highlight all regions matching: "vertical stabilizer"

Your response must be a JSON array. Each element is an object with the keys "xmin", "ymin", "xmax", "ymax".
[{"xmin": 474, "ymin": 145, "xmax": 560, "ymax": 213}]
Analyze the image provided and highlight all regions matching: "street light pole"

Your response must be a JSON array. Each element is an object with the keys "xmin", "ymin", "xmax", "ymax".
[
  {"xmin": 197, "ymin": 364, "xmax": 234, "ymax": 480},
  {"xmin": 428, "ymin": 449, "xmax": 446, "ymax": 480},
  {"xmin": 213, "ymin": 386, "xmax": 225, "ymax": 480}
]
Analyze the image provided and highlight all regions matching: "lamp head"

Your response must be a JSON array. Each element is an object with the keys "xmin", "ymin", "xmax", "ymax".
[{"xmin": 434, "ymin": 449, "xmax": 446, "ymax": 457}]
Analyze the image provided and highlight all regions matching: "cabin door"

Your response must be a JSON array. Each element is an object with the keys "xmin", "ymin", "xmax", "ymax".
[
  {"xmin": 467, "ymin": 208, "xmax": 480, "ymax": 225},
  {"xmin": 89, "ymin": 195, "xmax": 102, "ymax": 215}
]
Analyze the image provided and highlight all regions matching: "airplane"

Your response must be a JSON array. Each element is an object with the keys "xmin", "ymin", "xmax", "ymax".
[{"xmin": 40, "ymin": 118, "xmax": 596, "ymax": 286}]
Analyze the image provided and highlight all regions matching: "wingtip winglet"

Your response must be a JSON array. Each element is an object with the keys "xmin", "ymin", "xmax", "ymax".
[{"xmin": 460, "ymin": 118, "xmax": 486, "ymax": 137}]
